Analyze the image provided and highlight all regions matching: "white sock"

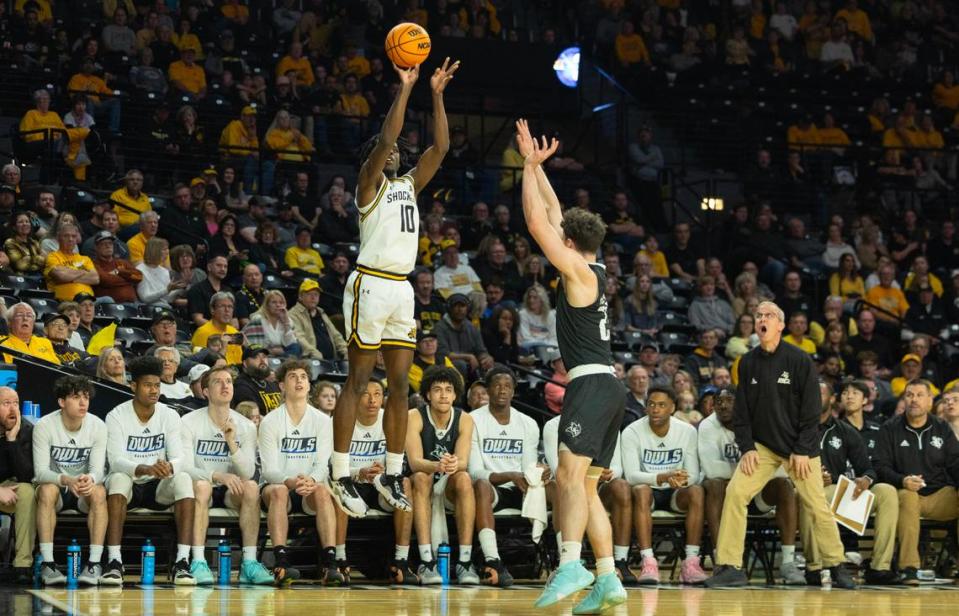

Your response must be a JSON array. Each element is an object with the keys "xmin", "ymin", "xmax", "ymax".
[
  {"xmin": 242, "ymin": 547, "xmax": 257, "ymax": 562},
  {"xmin": 556, "ymin": 531, "xmax": 563, "ymax": 546},
  {"xmin": 640, "ymin": 548, "xmax": 654, "ymax": 559},
  {"xmin": 176, "ymin": 544, "xmax": 191, "ymax": 562},
  {"xmin": 395, "ymin": 545, "xmax": 410, "ymax": 561},
  {"xmin": 560, "ymin": 541, "xmax": 582, "ymax": 566},
  {"xmin": 335, "ymin": 544, "xmax": 347, "ymax": 561},
  {"xmin": 385, "ymin": 452, "xmax": 405, "ymax": 476},
  {"xmin": 613, "ymin": 545, "xmax": 629, "ymax": 561},
  {"xmin": 107, "ymin": 545, "xmax": 122, "ymax": 563},
  {"xmin": 89, "ymin": 545, "xmax": 103, "ymax": 563},
  {"xmin": 478, "ymin": 528, "xmax": 500, "ymax": 561},
  {"xmin": 596, "ymin": 556, "xmax": 615, "ymax": 577},
  {"xmin": 418, "ymin": 544, "xmax": 433, "ymax": 562},
  {"xmin": 781, "ymin": 545, "xmax": 795, "ymax": 564},
  {"xmin": 332, "ymin": 451, "xmax": 350, "ymax": 480},
  {"xmin": 458, "ymin": 545, "xmax": 472, "ymax": 563},
  {"xmin": 40, "ymin": 542, "xmax": 54, "ymax": 563},
  {"xmin": 685, "ymin": 545, "xmax": 700, "ymax": 559},
  {"xmin": 191, "ymin": 546, "xmax": 206, "ymax": 563}
]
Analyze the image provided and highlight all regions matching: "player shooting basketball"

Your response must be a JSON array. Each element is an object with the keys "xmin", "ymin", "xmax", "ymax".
[{"xmin": 328, "ymin": 57, "xmax": 460, "ymax": 518}]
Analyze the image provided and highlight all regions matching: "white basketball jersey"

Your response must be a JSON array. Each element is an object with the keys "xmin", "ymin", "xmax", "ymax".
[
  {"xmin": 349, "ymin": 409, "xmax": 386, "ymax": 478},
  {"xmin": 356, "ymin": 174, "xmax": 419, "ymax": 274}
]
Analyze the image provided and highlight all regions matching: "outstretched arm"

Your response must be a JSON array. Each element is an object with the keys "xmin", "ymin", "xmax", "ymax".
[
  {"xmin": 410, "ymin": 57, "xmax": 460, "ymax": 194},
  {"xmin": 518, "ymin": 120, "xmax": 592, "ymax": 282},
  {"xmin": 516, "ymin": 120, "xmax": 564, "ymax": 235},
  {"xmin": 357, "ymin": 63, "xmax": 419, "ymax": 205}
]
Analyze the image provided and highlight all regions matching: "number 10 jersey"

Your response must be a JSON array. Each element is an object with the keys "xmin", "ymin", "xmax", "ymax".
[{"xmin": 356, "ymin": 173, "xmax": 419, "ymax": 276}]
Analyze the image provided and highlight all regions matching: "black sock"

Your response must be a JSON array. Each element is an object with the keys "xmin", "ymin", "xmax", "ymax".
[
  {"xmin": 274, "ymin": 546, "xmax": 288, "ymax": 567},
  {"xmin": 322, "ymin": 547, "xmax": 335, "ymax": 566}
]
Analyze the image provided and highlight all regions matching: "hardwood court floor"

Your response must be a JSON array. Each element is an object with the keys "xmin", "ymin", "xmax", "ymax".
[{"xmin": 18, "ymin": 583, "xmax": 959, "ymax": 616}]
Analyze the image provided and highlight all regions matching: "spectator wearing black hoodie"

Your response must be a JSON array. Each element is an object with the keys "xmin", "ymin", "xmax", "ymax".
[
  {"xmin": 0, "ymin": 386, "xmax": 35, "ymax": 582},
  {"xmin": 874, "ymin": 379, "xmax": 959, "ymax": 586}
]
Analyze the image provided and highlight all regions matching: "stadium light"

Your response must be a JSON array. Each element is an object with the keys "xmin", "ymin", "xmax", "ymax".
[
  {"xmin": 700, "ymin": 197, "xmax": 724, "ymax": 212},
  {"xmin": 554, "ymin": 46, "xmax": 580, "ymax": 88}
]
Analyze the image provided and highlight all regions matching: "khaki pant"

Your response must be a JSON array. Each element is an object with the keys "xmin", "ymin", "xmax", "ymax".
[
  {"xmin": 0, "ymin": 481, "xmax": 35, "ymax": 567},
  {"xmin": 716, "ymin": 443, "xmax": 844, "ymax": 568},
  {"xmin": 800, "ymin": 481, "xmax": 898, "ymax": 571},
  {"xmin": 897, "ymin": 486, "xmax": 959, "ymax": 569}
]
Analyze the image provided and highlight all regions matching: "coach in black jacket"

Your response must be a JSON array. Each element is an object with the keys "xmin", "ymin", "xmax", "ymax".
[
  {"xmin": 706, "ymin": 301, "xmax": 855, "ymax": 588},
  {"xmin": 874, "ymin": 378, "xmax": 959, "ymax": 585},
  {"xmin": 801, "ymin": 382, "xmax": 900, "ymax": 585},
  {"xmin": 0, "ymin": 387, "xmax": 36, "ymax": 583}
]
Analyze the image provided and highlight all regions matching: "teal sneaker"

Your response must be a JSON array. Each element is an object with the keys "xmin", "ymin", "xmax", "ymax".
[
  {"xmin": 190, "ymin": 560, "xmax": 215, "ymax": 586},
  {"xmin": 534, "ymin": 561, "xmax": 595, "ymax": 608},
  {"xmin": 239, "ymin": 560, "xmax": 275, "ymax": 585},
  {"xmin": 572, "ymin": 572, "xmax": 627, "ymax": 615}
]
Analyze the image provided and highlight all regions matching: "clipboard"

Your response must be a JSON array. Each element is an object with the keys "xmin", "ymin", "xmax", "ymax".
[{"xmin": 829, "ymin": 474, "xmax": 876, "ymax": 536}]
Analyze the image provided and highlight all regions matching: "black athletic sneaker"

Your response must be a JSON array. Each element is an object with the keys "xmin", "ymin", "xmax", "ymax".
[
  {"xmin": 829, "ymin": 566, "xmax": 858, "ymax": 589},
  {"xmin": 320, "ymin": 562, "xmax": 345, "ymax": 586},
  {"xmin": 864, "ymin": 568, "xmax": 901, "ymax": 585},
  {"xmin": 615, "ymin": 559, "xmax": 638, "ymax": 585},
  {"xmin": 13, "ymin": 567, "xmax": 32, "ymax": 585},
  {"xmin": 901, "ymin": 567, "xmax": 920, "ymax": 586},
  {"xmin": 171, "ymin": 559, "xmax": 196, "ymax": 586},
  {"xmin": 389, "ymin": 559, "xmax": 420, "ymax": 586},
  {"xmin": 374, "ymin": 473, "xmax": 412, "ymax": 512},
  {"xmin": 328, "ymin": 475, "xmax": 369, "ymax": 518},
  {"xmin": 336, "ymin": 560, "xmax": 351, "ymax": 587},
  {"xmin": 272, "ymin": 563, "xmax": 300, "ymax": 587},
  {"xmin": 804, "ymin": 570, "xmax": 822, "ymax": 586},
  {"xmin": 481, "ymin": 559, "xmax": 514, "ymax": 588},
  {"xmin": 99, "ymin": 560, "xmax": 124, "ymax": 587},
  {"xmin": 704, "ymin": 565, "xmax": 749, "ymax": 588}
]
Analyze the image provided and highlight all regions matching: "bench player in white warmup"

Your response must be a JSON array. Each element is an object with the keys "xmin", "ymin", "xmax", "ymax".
[
  {"xmin": 328, "ymin": 56, "xmax": 461, "ymax": 519},
  {"xmin": 103, "ymin": 356, "xmax": 196, "ymax": 586},
  {"xmin": 181, "ymin": 365, "xmax": 273, "ymax": 585},
  {"xmin": 33, "ymin": 375, "xmax": 107, "ymax": 586}
]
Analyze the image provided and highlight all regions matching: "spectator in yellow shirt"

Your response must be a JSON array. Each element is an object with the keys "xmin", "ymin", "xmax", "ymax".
[
  {"xmin": 110, "ymin": 169, "xmax": 152, "ymax": 228},
  {"xmin": 67, "ymin": 58, "xmax": 121, "ymax": 133},
  {"xmin": 0, "ymin": 302, "xmax": 60, "ymax": 365},
  {"xmin": 817, "ymin": 111, "xmax": 850, "ymax": 153},
  {"xmin": 615, "ymin": 21, "xmax": 651, "ymax": 68},
  {"xmin": 864, "ymin": 263, "xmax": 909, "ymax": 322},
  {"xmin": 835, "ymin": 0, "xmax": 873, "ymax": 43},
  {"xmin": 932, "ymin": 70, "xmax": 959, "ymax": 112},
  {"xmin": 284, "ymin": 226, "xmax": 324, "ymax": 277},
  {"xmin": 127, "ymin": 210, "xmax": 169, "ymax": 267},
  {"xmin": 19, "ymin": 89, "xmax": 65, "ymax": 165},
  {"xmin": 263, "ymin": 109, "xmax": 314, "ymax": 196},
  {"xmin": 191, "ymin": 291, "xmax": 243, "ymax": 364},
  {"xmin": 173, "ymin": 17, "xmax": 203, "ymax": 59},
  {"xmin": 344, "ymin": 46, "xmax": 371, "ymax": 79},
  {"xmin": 782, "ymin": 311, "xmax": 817, "ymax": 354},
  {"xmin": 891, "ymin": 355, "xmax": 940, "ymax": 398},
  {"xmin": 276, "ymin": 41, "xmax": 314, "ymax": 87},
  {"xmin": 903, "ymin": 255, "xmax": 944, "ymax": 297},
  {"xmin": 168, "ymin": 46, "xmax": 207, "ymax": 100},
  {"xmin": 15, "ymin": 0, "xmax": 53, "ymax": 24},
  {"xmin": 335, "ymin": 73, "xmax": 370, "ymax": 152},
  {"xmin": 787, "ymin": 114, "xmax": 821, "ymax": 151},
  {"xmin": 43, "ymin": 223, "xmax": 100, "ymax": 302},
  {"xmin": 219, "ymin": 106, "xmax": 260, "ymax": 192}
]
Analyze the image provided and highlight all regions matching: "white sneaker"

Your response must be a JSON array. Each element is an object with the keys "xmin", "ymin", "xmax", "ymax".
[
  {"xmin": 78, "ymin": 562, "xmax": 102, "ymax": 586},
  {"xmin": 845, "ymin": 552, "xmax": 863, "ymax": 567},
  {"xmin": 456, "ymin": 562, "xmax": 480, "ymax": 585},
  {"xmin": 417, "ymin": 562, "xmax": 443, "ymax": 585}
]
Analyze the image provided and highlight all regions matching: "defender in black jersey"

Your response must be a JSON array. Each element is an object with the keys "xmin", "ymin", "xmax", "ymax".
[
  {"xmin": 516, "ymin": 121, "xmax": 627, "ymax": 612},
  {"xmin": 406, "ymin": 366, "xmax": 479, "ymax": 585}
]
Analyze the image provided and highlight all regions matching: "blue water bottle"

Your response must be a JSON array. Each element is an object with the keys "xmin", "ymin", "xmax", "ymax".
[
  {"xmin": 66, "ymin": 539, "xmax": 82, "ymax": 587},
  {"xmin": 217, "ymin": 540, "xmax": 231, "ymax": 585},
  {"xmin": 32, "ymin": 553, "xmax": 43, "ymax": 586},
  {"xmin": 437, "ymin": 543, "xmax": 451, "ymax": 586},
  {"xmin": 22, "ymin": 401, "xmax": 33, "ymax": 424},
  {"xmin": 141, "ymin": 539, "xmax": 155, "ymax": 585}
]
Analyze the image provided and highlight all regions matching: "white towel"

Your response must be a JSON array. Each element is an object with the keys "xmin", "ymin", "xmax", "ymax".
[
  {"xmin": 430, "ymin": 473, "xmax": 450, "ymax": 552},
  {"xmin": 522, "ymin": 465, "xmax": 548, "ymax": 543}
]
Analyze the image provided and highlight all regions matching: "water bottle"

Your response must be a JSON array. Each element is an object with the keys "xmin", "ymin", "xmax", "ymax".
[
  {"xmin": 32, "ymin": 553, "xmax": 43, "ymax": 586},
  {"xmin": 141, "ymin": 539, "xmax": 155, "ymax": 585},
  {"xmin": 66, "ymin": 539, "xmax": 82, "ymax": 587},
  {"xmin": 820, "ymin": 568, "xmax": 832, "ymax": 591},
  {"xmin": 32, "ymin": 402, "xmax": 41, "ymax": 421},
  {"xmin": 437, "ymin": 543, "xmax": 451, "ymax": 586},
  {"xmin": 217, "ymin": 540, "xmax": 231, "ymax": 585},
  {"xmin": 22, "ymin": 401, "xmax": 33, "ymax": 424}
]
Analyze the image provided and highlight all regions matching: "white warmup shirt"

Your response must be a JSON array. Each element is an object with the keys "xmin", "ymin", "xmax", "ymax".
[
  {"xmin": 621, "ymin": 416, "xmax": 700, "ymax": 488},
  {"xmin": 543, "ymin": 415, "xmax": 623, "ymax": 479},
  {"xmin": 697, "ymin": 413, "xmax": 787, "ymax": 481},
  {"xmin": 181, "ymin": 407, "xmax": 258, "ymax": 483},
  {"xmin": 468, "ymin": 405, "xmax": 539, "ymax": 488},
  {"xmin": 160, "ymin": 379, "xmax": 192, "ymax": 400},
  {"xmin": 106, "ymin": 401, "xmax": 185, "ymax": 482},
  {"xmin": 349, "ymin": 409, "xmax": 386, "ymax": 480},
  {"xmin": 257, "ymin": 403, "xmax": 332, "ymax": 485},
  {"xmin": 32, "ymin": 411, "xmax": 108, "ymax": 485}
]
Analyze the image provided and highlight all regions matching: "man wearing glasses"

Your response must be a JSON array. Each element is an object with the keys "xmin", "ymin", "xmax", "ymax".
[{"xmin": 706, "ymin": 301, "xmax": 856, "ymax": 588}]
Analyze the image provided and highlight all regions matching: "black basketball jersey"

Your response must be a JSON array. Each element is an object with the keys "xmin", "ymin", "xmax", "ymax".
[
  {"xmin": 556, "ymin": 263, "xmax": 613, "ymax": 370},
  {"xmin": 418, "ymin": 406, "xmax": 461, "ymax": 463}
]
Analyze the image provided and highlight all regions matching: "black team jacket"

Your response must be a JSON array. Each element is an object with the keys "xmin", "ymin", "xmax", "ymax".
[
  {"xmin": 817, "ymin": 416, "xmax": 876, "ymax": 482},
  {"xmin": 0, "ymin": 421, "xmax": 34, "ymax": 483},
  {"xmin": 874, "ymin": 413, "xmax": 959, "ymax": 496},
  {"xmin": 734, "ymin": 340, "xmax": 821, "ymax": 458}
]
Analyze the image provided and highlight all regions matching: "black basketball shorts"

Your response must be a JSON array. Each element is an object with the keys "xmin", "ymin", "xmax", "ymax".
[{"xmin": 559, "ymin": 372, "xmax": 626, "ymax": 469}]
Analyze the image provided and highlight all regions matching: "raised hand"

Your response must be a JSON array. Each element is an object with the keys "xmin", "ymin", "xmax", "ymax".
[
  {"xmin": 394, "ymin": 62, "xmax": 420, "ymax": 87},
  {"xmin": 430, "ymin": 57, "xmax": 460, "ymax": 94},
  {"xmin": 516, "ymin": 119, "xmax": 559, "ymax": 165},
  {"xmin": 515, "ymin": 118, "xmax": 535, "ymax": 159}
]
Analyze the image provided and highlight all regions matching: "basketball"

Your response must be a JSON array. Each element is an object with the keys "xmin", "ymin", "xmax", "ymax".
[{"xmin": 385, "ymin": 22, "xmax": 431, "ymax": 69}]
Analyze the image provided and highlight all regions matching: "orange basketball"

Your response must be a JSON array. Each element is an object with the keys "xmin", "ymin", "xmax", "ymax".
[{"xmin": 385, "ymin": 23, "xmax": 431, "ymax": 69}]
